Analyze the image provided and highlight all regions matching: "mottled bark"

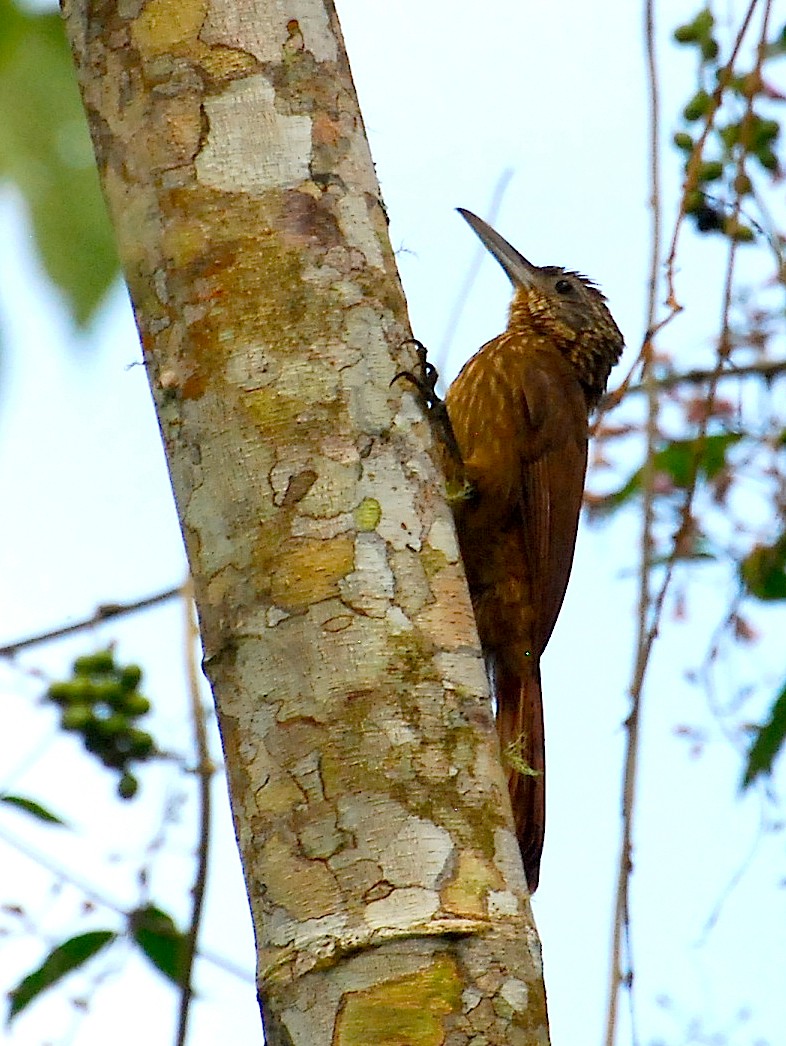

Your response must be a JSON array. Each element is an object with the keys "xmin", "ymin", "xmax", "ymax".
[{"xmin": 60, "ymin": 0, "xmax": 549, "ymax": 1040}]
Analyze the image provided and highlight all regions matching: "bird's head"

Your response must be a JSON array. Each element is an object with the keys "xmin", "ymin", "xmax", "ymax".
[{"xmin": 458, "ymin": 208, "xmax": 624, "ymax": 407}]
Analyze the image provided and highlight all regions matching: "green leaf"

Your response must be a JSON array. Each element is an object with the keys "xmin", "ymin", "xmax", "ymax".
[
  {"xmin": 130, "ymin": 905, "xmax": 188, "ymax": 986},
  {"xmin": 586, "ymin": 471, "xmax": 642, "ymax": 516},
  {"xmin": 740, "ymin": 534, "xmax": 786, "ymax": 600},
  {"xmin": 7, "ymin": 930, "xmax": 116, "ymax": 1021},
  {"xmin": 590, "ymin": 433, "xmax": 742, "ymax": 516},
  {"xmin": 0, "ymin": 794, "xmax": 67, "ymax": 826},
  {"xmin": 742, "ymin": 682, "xmax": 786, "ymax": 788},
  {"xmin": 654, "ymin": 432, "xmax": 741, "ymax": 487},
  {"xmin": 0, "ymin": 0, "xmax": 118, "ymax": 324}
]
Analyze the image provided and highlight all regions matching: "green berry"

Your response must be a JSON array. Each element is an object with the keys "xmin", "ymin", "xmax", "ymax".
[
  {"xmin": 683, "ymin": 90, "xmax": 712, "ymax": 122},
  {"xmin": 684, "ymin": 189, "xmax": 705, "ymax": 214},
  {"xmin": 700, "ymin": 37, "xmax": 719, "ymax": 61},
  {"xmin": 719, "ymin": 124, "xmax": 740, "ymax": 149},
  {"xmin": 674, "ymin": 23, "xmax": 699, "ymax": 43},
  {"xmin": 94, "ymin": 713, "xmax": 130, "ymax": 738},
  {"xmin": 673, "ymin": 132, "xmax": 694, "ymax": 152},
  {"xmin": 118, "ymin": 664, "xmax": 143, "ymax": 691},
  {"xmin": 73, "ymin": 650, "xmax": 115, "ymax": 676},
  {"xmin": 100, "ymin": 746, "xmax": 128, "ymax": 770},
  {"xmin": 753, "ymin": 118, "xmax": 780, "ymax": 147},
  {"xmin": 756, "ymin": 148, "xmax": 779, "ymax": 172},
  {"xmin": 92, "ymin": 678, "xmax": 122, "ymax": 704},
  {"xmin": 697, "ymin": 160, "xmax": 724, "ymax": 183},
  {"xmin": 693, "ymin": 9, "xmax": 714, "ymax": 36},
  {"xmin": 733, "ymin": 172, "xmax": 753, "ymax": 195},
  {"xmin": 48, "ymin": 680, "xmax": 83, "ymax": 705},
  {"xmin": 725, "ymin": 219, "xmax": 755, "ymax": 243},
  {"xmin": 118, "ymin": 693, "xmax": 151, "ymax": 717},
  {"xmin": 128, "ymin": 729, "xmax": 155, "ymax": 759},
  {"xmin": 118, "ymin": 773, "xmax": 139, "ymax": 800},
  {"xmin": 61, "ymin": 705, "xmax": 94, "ymax": 731}
]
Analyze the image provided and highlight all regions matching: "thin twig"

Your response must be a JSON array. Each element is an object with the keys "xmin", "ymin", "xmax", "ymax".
[
  {"xmin": 605, "ymin": 5, "xmax": 775, "ymax": 1037},
  {"xmin": 606, "ymin": 356, "xmax": 786, "ymax": 401},
  {"xmin": 604, "ymin": 5, "xmax": 662, "ymax": 1044},
  {"xmin": 175, "ymin": 579, "xmax": 213, "ymax": 1046},
  {"xmin": 0, "ymin": 586, "xmax": 182, "ymax": 658}
]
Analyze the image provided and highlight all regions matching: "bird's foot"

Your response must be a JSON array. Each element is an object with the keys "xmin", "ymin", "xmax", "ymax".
[
  {"xmin": 393, "ymin": 340, "xmax": 465, "ymax": 472},
  {"xmin": 392, "ymin": 339, "xmax": 443, "ymax": 409}
]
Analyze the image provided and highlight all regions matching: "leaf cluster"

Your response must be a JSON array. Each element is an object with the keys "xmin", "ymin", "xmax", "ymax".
[
  {"xmin": 672, "ymin": 6, "xmax": 785, "ymax": 242},
  {"xmin": 739, "ymin": 532, "xmax": 786, "ymax": 787},
  {"xmin": 7, "ymin": 905, "xmax": 189, "ymax": 1023}
]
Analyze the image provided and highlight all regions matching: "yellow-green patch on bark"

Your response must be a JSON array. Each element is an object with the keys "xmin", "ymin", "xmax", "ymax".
[
  {"xmin": 269, "ymin": 534, "xmax": 355, "ymax": 609},
  {"xmin": 354, "ymin": 497, "xmax": 381, "ymax": 532},
  {"xmin": 420, "ymin": 546, "xmax": 448, "ymax": 579},
  {"xmin": 441, "ymin": 851, "xmax": 503, "ymax": 919},
  {"xmin": 256, "ymin": 832, "xmax": 341, "ymax": 919},
  {"xmin": 132, "ymin": 0, "xmax": 206, "ymax": 57},
  {"xmin": 335, "ymin": 955, "xmax": 462, "ymax": 1045}
]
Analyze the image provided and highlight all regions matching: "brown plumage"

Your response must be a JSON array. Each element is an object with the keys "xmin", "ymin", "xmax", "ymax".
[{"xmin": 444, "ymin": 209, "xmax": 623, "ymax": 891}]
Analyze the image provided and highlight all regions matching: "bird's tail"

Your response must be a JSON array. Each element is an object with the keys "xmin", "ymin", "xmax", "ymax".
[{"xmin": 494, "ymin": 657, "xmax": 545, "ymax": 893}]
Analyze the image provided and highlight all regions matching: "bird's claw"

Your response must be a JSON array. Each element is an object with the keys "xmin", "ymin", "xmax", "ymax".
[
  {"xmin": 393, "ymin": 339, "xmax": 464, "ymax": 468},
  {"xmin": 392, "ymin": 340, "xmax": 443, "ymax": 411}
]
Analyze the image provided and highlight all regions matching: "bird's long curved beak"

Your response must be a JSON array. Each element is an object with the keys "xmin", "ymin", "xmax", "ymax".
[{"xmin": 457, "ymin": 208, "xmax": 539, "ymax": 289}]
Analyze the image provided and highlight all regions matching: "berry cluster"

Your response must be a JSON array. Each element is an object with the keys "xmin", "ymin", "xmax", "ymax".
[
  {"xmin": 47, "ymin": 650, "xmax": 154, "ymax": 799},
  {"xmin": 673, "ymin": 7, "xmax": 783, "ymax": 241}
]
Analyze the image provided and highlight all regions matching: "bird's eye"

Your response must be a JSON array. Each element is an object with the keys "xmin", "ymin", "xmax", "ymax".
[{"xmin": 555, "ymin": 279, "xmax": 573, "ymax": 295}]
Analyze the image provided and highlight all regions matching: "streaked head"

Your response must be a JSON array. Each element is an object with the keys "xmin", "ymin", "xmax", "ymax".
[{"xmin": 458, "ymin": 208, "xmax": 624, "ymax": 406}]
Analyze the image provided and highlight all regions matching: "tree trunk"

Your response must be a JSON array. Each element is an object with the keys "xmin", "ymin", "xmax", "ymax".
[{"xmin": 60, "ymin": 0, "xmax": 550, "ymax": 1040}]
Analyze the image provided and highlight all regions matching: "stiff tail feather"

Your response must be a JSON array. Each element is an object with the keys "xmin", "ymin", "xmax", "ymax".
[{"xmin": 494, "ymin": 658, "xmax": 545, "ymax": 893}]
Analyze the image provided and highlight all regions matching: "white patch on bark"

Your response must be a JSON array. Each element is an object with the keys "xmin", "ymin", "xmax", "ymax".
[
  {"xmin": 427, "ymin": 516, "xmax": 460, "ymax": 562},
  {"xmin": 434, "ymin": 651, "xmax": 489, "ymax": 697},
  {"xmin": 339, "ymin": 533, "xmax": 394, "ymax": 617},
  {"xmin": 196, "ymin": 76, "xmax": 312, "ymax": 192},
  {"xmin": 268, "ymin": 910, "xmax": 348, "ymax": 950},
  {"xmin": 500, "ymin": 977, "xmax": 529, "ymax": 1013},
  {"xmin": 202, "ymin": 0, "xmax": 337, "ymax": 63},
  {"xmin": 336, "ymin": 796, "xmax": 452, "ymax": 891},
  {"xmin": 335, "ymin": 195, "xmax": 385, "ymax": 270},
  {"xmin": 364, "ymin": 887, "xmax": 440, "ymax": 930},
  {"xmin": 342, "ymin": 307, "xmax": 397, "ymax": 435},
  {"xmin": 493, "ymin": 828, "xmax": 529, "ymax": 894},
  {"xmin": 266, "ymin": 606, "xmax": 290, "ymax": 627},
  {"xmin": 291, "ymin": 511, "xmax": 354, "ymax": 539},
  {"xmin": 487, "ymin": 890, "xmax": 519, "ymax": 917},
  {"xmin": 382, "ymin": 817, "xmax": 452, "ymax": 888},
  {"xmin": 359, "ymin": 446, "xmax": 421, "ymax": 551},
  {"xmin": 384, "ymin": 605, "xmax": 414, "ymax": 635},
  {"xmin": 379, "ymin": 710, "xmax": 419, "ymax": 746}
]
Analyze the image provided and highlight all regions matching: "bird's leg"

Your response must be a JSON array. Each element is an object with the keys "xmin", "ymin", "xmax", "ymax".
[
  {"xmin": 393, "ymin": 340, "xmax": 459, "ymax": 456},
  {"xmin": 393, "ymin": 340, "xmax": 474, "ymax": 503}
]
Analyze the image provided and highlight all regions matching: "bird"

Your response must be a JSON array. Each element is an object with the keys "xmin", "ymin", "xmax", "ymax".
[{"xmin": 428, "ymin": 209, "xmax": 624, "ymax": 892}]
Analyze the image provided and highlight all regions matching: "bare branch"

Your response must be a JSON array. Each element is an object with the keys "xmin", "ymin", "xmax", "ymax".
[
  {"xmin": 605, "ymin": 4, "xmax": 661, "ymax": 1043},
  {"xmin": 0, "ymin": 587, "xmax": 182, "ymax": 658},
  {"xmin": 175, "ymin": 579, "xmax": 214, "ymax": 1046},
  {"xmin": 604, "ymin": 357, "xmax": 786, "ymax": 403}
]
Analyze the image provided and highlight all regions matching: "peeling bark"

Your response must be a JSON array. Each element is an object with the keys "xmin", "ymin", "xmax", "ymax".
[{"xmin": 61, "ymin": 0, "xmax": 550, "ymax": 1040}]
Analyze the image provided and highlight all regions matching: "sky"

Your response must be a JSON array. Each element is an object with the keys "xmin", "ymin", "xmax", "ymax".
[{"xmin": 1, "ymin": 1, "xmax": 785, "ymax": 1044}]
